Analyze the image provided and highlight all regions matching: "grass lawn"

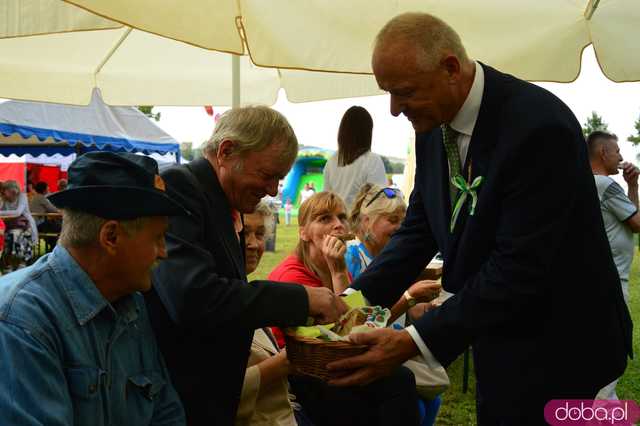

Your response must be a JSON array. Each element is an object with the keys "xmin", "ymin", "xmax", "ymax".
[{"xmin": 250, "ymin": 218, "xmax": 640, "ymax": 425}]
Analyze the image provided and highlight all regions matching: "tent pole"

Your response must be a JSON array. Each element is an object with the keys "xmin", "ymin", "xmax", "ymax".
[
  {"xmin": 584, "ymin": 0, "xmax": 600, "ymax": 20},
  {"xmin": 232, "ymin": 55, "xmax": 240, "ymax": 108}
]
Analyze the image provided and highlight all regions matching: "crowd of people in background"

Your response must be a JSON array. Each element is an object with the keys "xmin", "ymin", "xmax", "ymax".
[{"xmin": 0, "ymin": 177, "xmax": 65, "ymax": 272}]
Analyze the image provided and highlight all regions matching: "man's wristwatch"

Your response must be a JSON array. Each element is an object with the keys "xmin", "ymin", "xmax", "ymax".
[{"xmin": 403, "ymin": 290, "xmax": 417, "ymax": 307}]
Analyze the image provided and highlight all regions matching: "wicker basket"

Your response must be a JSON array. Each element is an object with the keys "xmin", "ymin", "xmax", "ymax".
[{"xmin": 284, "ymin": 330, "xmax": 368, "ymax": 381}]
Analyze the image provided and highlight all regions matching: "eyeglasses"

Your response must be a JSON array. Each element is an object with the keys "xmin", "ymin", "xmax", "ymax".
[{"xmin": 365, "ymin": 187, "xmax": 399, "ymax": 208}]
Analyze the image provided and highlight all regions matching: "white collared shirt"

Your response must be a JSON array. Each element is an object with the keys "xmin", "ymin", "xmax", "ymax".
[
  {"xmin": 448, "ymin": 61, "xmax": 484, "ymax": 172},
  {"xmin": 406, "ymin": 61, "xmax": 485, "ymax": 369}
]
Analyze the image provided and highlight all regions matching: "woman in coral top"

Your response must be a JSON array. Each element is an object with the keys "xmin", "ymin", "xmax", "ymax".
[
  {"xmin": 269, "ymin": 191, "xmax": 351, "ymax": 293},
  {"xmin": 268, "ymin": 191, "xmax": 351, "ymax": 349},
  {"xmin": 268, "ymin": 191, "xmax": 422, "ymax": 426},
  {"xmin": 269, "ymin": 191, "xmax": 440, "ymax": 346}
]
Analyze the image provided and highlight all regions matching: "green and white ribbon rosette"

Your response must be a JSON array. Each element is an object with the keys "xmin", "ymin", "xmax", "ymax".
[{"xmin": 450, "ymin": 175, "xmax": 483, "ymax": 233}]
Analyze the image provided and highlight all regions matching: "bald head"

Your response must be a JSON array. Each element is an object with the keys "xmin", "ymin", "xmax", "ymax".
[
  {"xmin": 371, "ymin": 12, "xmax": 475, "ymax": 132},
  {"xmin": 373, "ymin": 12, "xmax": 472, "ymax": 72}
]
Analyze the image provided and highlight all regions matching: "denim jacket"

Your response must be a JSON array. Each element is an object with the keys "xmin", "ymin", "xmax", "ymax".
[{"xmin": 0, "ymin": 246, "xmax": 185, "ymax": 426}]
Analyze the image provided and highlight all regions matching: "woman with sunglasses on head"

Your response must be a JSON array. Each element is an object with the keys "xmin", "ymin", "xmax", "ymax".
[
  {"xmin": 347, "ymin": 183, "xmax": 447, "ymax": 426},
  {"xmin": 323, "ymin": 106, "xmax": 387, "ymax": 209},
  {"xmin": 346, "ymin": 184, "xmax": 405, "ymax": 278},
  {"xmin": 347, "ymin": 184, "xmax": 441, "ymax": 313}
]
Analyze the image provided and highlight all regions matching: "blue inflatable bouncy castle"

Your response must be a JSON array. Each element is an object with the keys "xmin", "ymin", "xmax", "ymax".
[{"xmin": 281, "ymin": 146, "xmax": 333, "ymax": 209}]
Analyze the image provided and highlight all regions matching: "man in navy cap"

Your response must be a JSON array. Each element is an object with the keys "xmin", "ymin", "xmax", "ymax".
[{"xmin": 0, "ymin": 152, "xmax": 187, "ymax": 425}]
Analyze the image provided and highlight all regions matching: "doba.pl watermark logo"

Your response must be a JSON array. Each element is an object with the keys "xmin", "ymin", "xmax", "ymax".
[{"xmin": 544, "ymin": 400, "xmax": 640, "ymax": 425}]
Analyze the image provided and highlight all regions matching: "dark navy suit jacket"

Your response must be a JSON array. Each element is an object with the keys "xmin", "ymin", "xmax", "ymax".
[
  {"xmin": 145, "ymin": 158, "xmax": 309, "ymax": 425},
  {"xmin": 352, "ymin": 64, "xmax": 632, "ymax": 417}
]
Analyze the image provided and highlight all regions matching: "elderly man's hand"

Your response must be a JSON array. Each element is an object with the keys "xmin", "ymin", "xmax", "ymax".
[
  {"xmin": 326, "ymin": 328, "xmax": 419, "ymax": 386},
  {"xmin": 305, "ymin": 286, "xmax": 349, "ymax": 324}
]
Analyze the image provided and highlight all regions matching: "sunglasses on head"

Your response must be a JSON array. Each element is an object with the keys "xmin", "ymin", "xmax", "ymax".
[{"xmin": 365, "ymin": 187, "xmax": 398, "ymax": 208}]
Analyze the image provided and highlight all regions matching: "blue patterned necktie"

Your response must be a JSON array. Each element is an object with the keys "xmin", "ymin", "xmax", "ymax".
[{"xmin": 441, "ymin": 124, "xmax": 461, "ymax": 208}]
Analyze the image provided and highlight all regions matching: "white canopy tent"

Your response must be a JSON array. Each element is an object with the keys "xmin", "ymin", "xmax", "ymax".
[
  {"xmin": 26, "ymin": 0, "xmax": 640, "ymax": 83},
  {"xmin": 3, "ymin": 0, "xmax": 639, "ymax": 196},
  {"xmin": 5, "ymin": 0, "xmax": 638, "ymax": 108},
  {"xmin": 0, "ymin": 1, "xmax": 382, "ymax": 107}
]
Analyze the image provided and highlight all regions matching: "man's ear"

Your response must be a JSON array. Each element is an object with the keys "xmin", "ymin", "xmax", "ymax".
[
  {"xmin": 442, "ymin": 54, "xmax": 462, "ymax": 82},
  {"xmin": 599, "ymin": 143, "xmax": 608, "ymax": 160},
  {"xmin": 98, "ymin": 221, "xmax": 121, "ymax": 255},
  {"xmin": 216, "ymin": 139, "xmax": 237, "ymax": 165}
]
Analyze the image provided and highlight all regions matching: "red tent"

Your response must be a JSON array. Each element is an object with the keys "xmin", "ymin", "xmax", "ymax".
[{"xmin": 0, "ymin": 154, "xmax": 73, "ymax": 192}]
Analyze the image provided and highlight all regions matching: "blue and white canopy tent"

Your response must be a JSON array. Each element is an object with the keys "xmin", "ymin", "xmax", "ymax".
[{"xmin": 0, "ymin": 89, "xmax": 180, "ymax": 161}]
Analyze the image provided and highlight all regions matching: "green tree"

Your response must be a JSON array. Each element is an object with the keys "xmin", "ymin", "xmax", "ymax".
[
  {"xmin": 582, "ymin": 111, "xmax": 609, "ymax": 137},
  {"xmin": 381, "ymin": 156, "xmax": 405, "ymax": 174},
  {"xmin": 628, "ymin": 113, "xmax": 640, "ymax": 146},
  {"xmin": 180, "ymin": 142, "xmax": 193, "ymax": 161},
  {"xmin": 390, "ymin": 161, "xmax": 405, "ymax": 174},
  {"xmin": 193, "ymin": 147, "xmax": 203, "ymax": 159},
  {"xmin": 381, "ymin": 155, "xmax": 393, "ymax": 173},
  {"xmin": 137, "ymin": 106, "xmax": 161, "ymax": 121}
]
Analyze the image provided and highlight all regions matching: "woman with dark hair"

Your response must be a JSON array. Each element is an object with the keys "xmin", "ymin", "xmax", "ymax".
[
  {"xmin": 346, "ymin": 184, "xmax": 447, "ymax": 426},
  {"xmin": 323, "ymin": 106, "xmax": 387, "ymax": 208}
]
